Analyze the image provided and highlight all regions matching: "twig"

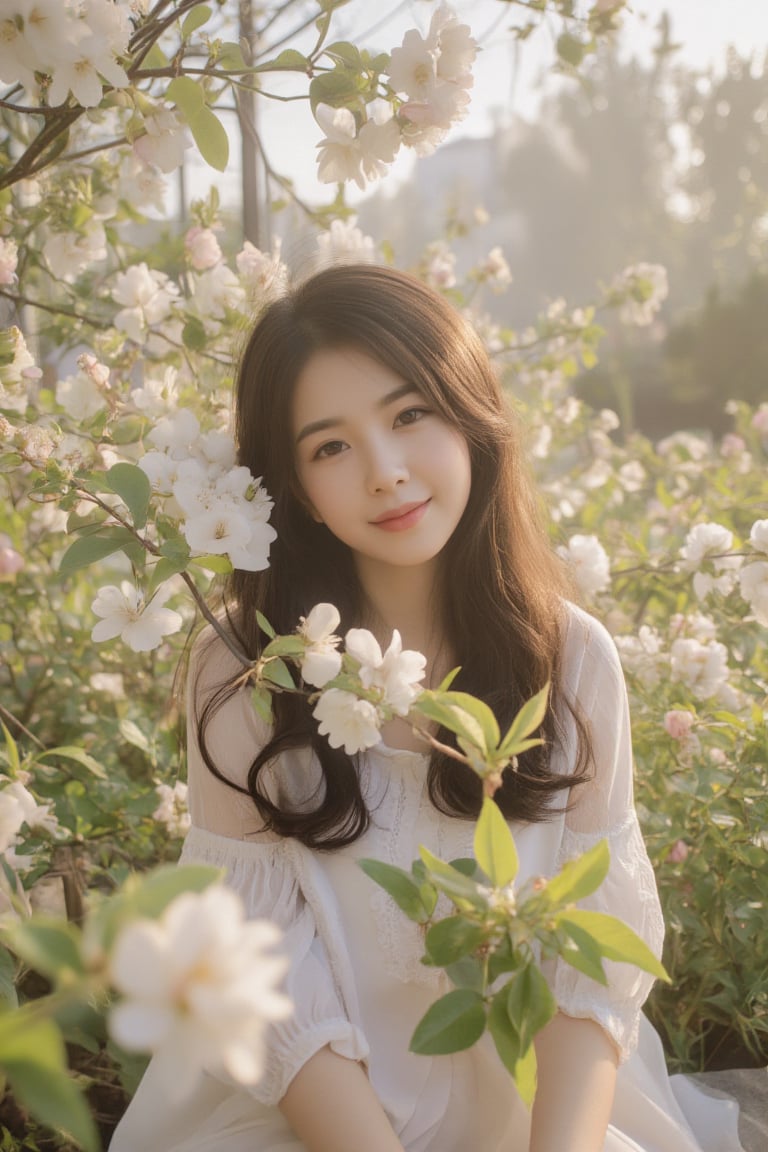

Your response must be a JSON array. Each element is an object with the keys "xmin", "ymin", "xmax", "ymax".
[{"xmin": 0, "ymin": 703, "xmax": 46, "ymax": 750}]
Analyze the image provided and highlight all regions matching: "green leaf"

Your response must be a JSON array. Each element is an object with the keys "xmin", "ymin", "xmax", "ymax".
[
  {"xmin": 436, "ymin": 666, "xmax": 461, "ymax": 691},
  {"xmin": 323, "ymin": 41, "xmax": 361, "ymax": 69},
  {"xmin": 424, "ymin": 916, "xmax": 486, "ymax": 966},
  {"xmin": 444, "ymin": 955, "xmax": 485, "ymax": 992},
  {"xmin": 504, "ymin": 963, "xmax": 558, "ymax": 1052},
  {"xmin": 556, "ymin": 32, "xmax": 586, "ymax": 67},
  {"xmin": 182, "ymin": 316, "xmax": 207, "ymax": 351},
  {"xmin": 419, "ymin": 847, "xmax": 489, "ymax": 909},
  {"xmin": 1, "ymin": 722, "xmax": 20, "ymax": 776},
  {"xmin": 118, "ymin": 719, "xmax": 150, "ymax": 754},
  {"xmin": 4, "ymin": 920, "xmax": 84, "ymax": 984},
  {"xmin": 543, "ymin": 839, "xmax": 610, "ymax": 907},
  {"xmin": 443, "ymin": 691, "xmax": 500, "ymax": 750},
  {"xmin": 488, "ymin": 988, "xmax": 538, "ymax": 1106},
  {"xmin": 263, "ymin": 635, "xmax": 307, "ymax": 659},
  {"xmin": 0, "ymin": 1011, "xmax": 98, "ymax": 1152},
  {"xmin": 256, "ymin": 611, "xmax": 276, "ymax": 639},
  {"xmin": 558, "ymin": 920, "xmax": 608, "ymax": 985},
  {"xmin": 159, "ymin": 535, "xmax": 191, "ymax": 569},
  {"xmin": 474, "ymin": 796, "xmax": 519, "ymax": 887},
  {"xmin": 309, "ymin": 69, "xmax": 360, "ymax": 114},
  {"xmin": 188, "ymin": 105, "xmax": 229, "ymax": 171},
  {"xmin": 59, "ymin": 528, "xmax": 136, "ymax": 576},
  {"xmin": 166, "ymin": 76, "xmax": 205, "ymax": 118},
  {"xmin": 358, "ymin": 859, "xmax": 432, "ymax": 923},
  {"xmin": 499, "ymin": 683, "xmax": 550, "ymax": 757},
  {"xmin": 410, "ymin": 989, "xmax": 486, "ymax": 1055},
  {"xmin": 262, "ymin": 657, "xmax": 295, "ymax": 690},
  {"xmin": 190, "ymin": 553, "xmax": 233, "ymax": 574},
  {"xmin": 37, "ymin": 745, "xmax": 106, "ymax": 780},
  {"xmin": 141, "ymin": 42, "xmax": 167, "ymax": 70},
  {"xmin": 126, "ymin": 864, "xmax": 221, "ymax": 918},
  {"xmin": 181, "ymin": 4, "xmax": 212, "ymax": 37},
  {"xmin": 250, "ymin": 685, "xmax": 273, "ymax": 725},
  {"xmin": 106, "ymin": 463, "xmax": 151, "ymax": 530},
  {"xmin": 216, "ymin": 41, "xmax": 247, "ymax": 71},
  {"xmin": 558, "ymin": 910, "xmax": 670, "ymax": 982},
  {"xmin": 415, "ymin": 693, "xmax": 488, "ymax": 754},
  {"xmin": 0, "ymin": 945, "xmax": 18, "ymax": 1008},
  {"xmin": 253, "ymin": 48, "xmax": 309, "ymax": 73}
]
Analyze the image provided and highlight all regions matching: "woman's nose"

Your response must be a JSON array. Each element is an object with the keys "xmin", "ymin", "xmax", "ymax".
[{"xmin": 365, "ymin": 436, "xmax": 409, "ymax": 494}]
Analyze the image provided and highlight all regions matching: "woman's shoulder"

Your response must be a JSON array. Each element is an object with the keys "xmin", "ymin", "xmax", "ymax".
[
  {"xmin": 559, "ymin": 600, "xmax": 624, "ymax": 685},
  {"xmin": 189, "ymin": 619, "xmax": 252, "ymax": 700}
]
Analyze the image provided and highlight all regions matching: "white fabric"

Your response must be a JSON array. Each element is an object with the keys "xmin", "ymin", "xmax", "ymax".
[{"xmin": 110, "ymin": 604, "xmax": 743, "ymax": 1151}]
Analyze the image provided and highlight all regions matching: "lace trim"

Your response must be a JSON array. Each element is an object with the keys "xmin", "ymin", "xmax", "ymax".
[{"xmin": 369, "ymin": 772, "xmax": 477, "ymax": 989}]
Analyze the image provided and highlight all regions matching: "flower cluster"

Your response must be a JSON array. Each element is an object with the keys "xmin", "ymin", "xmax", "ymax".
[
  {"xmin": 314, "ymin": 4, "xmax": 476, "ymax": 190},
  {"xmin": 139, "ymin": 410, "xmax": 277, "ymax": 573},
  {"xmin": 0, "ymin": 325, "xmax": 42, "ymax": 413},
  {"xmin": 0, "ymin": 0, "xmax": 130, "ymax": 108},
  {"xmin": 153, "ymin": 780, "xmax": 191, "ymax": 839},
  {"xmin": 609, "ymin": 263, "xmax": 669, "ymax": 326},
  {"xmin": 679, "ymin": 521, "xmax": 740, "ymax": 599},
  {"xmin": 0, "ymin": 773, "xmax": 59, "ymax": 861},
  {"xmin": 557, "ymin": 533, "xmax": 611, "ymax": 597},
  {"xmin": 298, "ymin": 607, "xmax": 427, "ymax": 755},
  {"xmin": 108, "ymin": 885, "xmax": 291, "ymax": 1100}
]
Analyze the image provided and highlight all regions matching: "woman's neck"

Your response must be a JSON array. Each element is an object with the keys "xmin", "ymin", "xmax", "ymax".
[{"xmin": 355, "ymin": 557, "xmax": 449, "ymax": 685}]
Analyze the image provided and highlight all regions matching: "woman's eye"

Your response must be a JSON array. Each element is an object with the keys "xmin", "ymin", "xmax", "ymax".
[
  {"xmin": 313, "ymin": 439, "xmax": 346, "ymax": 460},
  {"xmin": 396, "ymin": 406, "xmax": 429, "ymax": 427}
]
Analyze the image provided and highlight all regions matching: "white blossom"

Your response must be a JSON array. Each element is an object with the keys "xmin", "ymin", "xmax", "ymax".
[
  {"xmin": 91, "ymin": 581, "xmax": 183, "ymax": 652},
  {"xmin": 315, "ymin": 104, "xmax": 400, "ymax": 191},
  {"xmin": 423, "ymin": 240, "xmax": 456, "ymax": 289},
  {"xmin": 316, "ymin": 217, "xmax": 376, "ymax": 265},
  {"xmin": 89, "ymin": 672, "xmax": 125, "ymax": 697},
  {"xmin": 133, "ymin": 107, "xmax": 191, "ymax": 173},
  {"xmin": 118, "ymin": 153, "xmax": 168, "ymax": 212},
  {"xmin": 44, "ymin": 219, "xmax": 107, "ymax": 281},
  {"xmin": 476, "ymin": 246, "xmax": 512, "ymax": 291},
  {"xmin": 749, "ymin": 520, "xmax": 768, "ymax": 555},
  {"xmin": 147, "ymin": 408, "xmax": 201, "ymax": 459},
  {"xmin": 614, "ymin": 625, "xmax": 663, "ymax": 688},
  {"xmin": 558, "ymin": 534, "xmax": 611, "ymax": 597},
  {"xmin": 298, "ymin": 603, "xmax": 343, "ymax": 688},
  {"xmin": 235, "ymin": 240, "xmax": 288, "ymax": 298},
  {"xmin": 47, "ymin": 11, "xmax": 129, "ymax": 108},
  {"xmin": 679, "ymin": 522, "xmax": 733, "ymax": 571},
  {"xmin": 313, "ymin": 688, "xmax": 382, "ymax": 754},
  {"xmin": 0, "ymin": 326, "xmax": 42, "ymax": 413},
  {"xmin": 670, "ymin": 637, "xmax": 730, "ymax": 700},
  {"xmin": 109, "ymin": 885, "xmax": 290, "ymax": 1100},
  {"xmin": 345, "ymin": 628, "xmax": 426, "ymax": 716},
  {"xmin": 113, "ymin": 263, "xmax": 179, "ymax": 343},
  {"xmin": 739, "ymin": 562, "xmax": 768, "ymax": 626},
  {"xmin": 0, "ymin": 238, "xmax": 18, "ymax": 286},
  {"xmin": 131, "ymin": 366, "xmax": 179, "ymax": 418},
  {"xmin": 152, "ymin": 781, "xmax": 190, "ymax": 838},
  {"xmin": 190, "ymin": 264, "xmax": 245, "ymax": 320},
  {"xmin": 55, "ymin": 368, "xmax": 106, "ymax": 420},
  {"xmin": 0, "ymin": 776, "xmax": 58, "ymax": 854},
  {"xmin": 611, "ymin": 263, "xmax": 669, "ymax": 326}
]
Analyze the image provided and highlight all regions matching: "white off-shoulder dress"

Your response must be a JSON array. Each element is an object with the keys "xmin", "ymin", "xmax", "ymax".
[{"xmin": 110, "ymin": 605, "xmax": 743, "ymax": 1151}]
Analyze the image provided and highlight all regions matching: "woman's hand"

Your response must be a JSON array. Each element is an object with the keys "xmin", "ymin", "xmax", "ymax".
[
  {"xmin": 279, "ymin": 1045, "xmax": 406, "ymax": 1152},
  {"xmin": 530, "ymin": 1012, "xmax": 619, "ymax": 1152}
]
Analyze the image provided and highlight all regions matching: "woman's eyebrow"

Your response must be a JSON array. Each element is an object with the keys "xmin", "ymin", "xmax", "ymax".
[{"xmin": 295, "ymin": 384, "xmax": 420, "ymax": 445}]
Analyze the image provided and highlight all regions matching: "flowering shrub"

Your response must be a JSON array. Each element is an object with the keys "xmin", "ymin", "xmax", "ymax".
[{"xmin": 1, "ymin": 0, "xmax": 766, "ymax": 1145}]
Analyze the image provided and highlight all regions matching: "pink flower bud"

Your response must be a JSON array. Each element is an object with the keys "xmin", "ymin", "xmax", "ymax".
[
  {"xmin": 664, "ymin": 709, "xmax": 695, "ymax": 740},
  {"xmin": 720, "ymin": 433, "xmax": 746, "ymax": 458},
  {"xmin": 0, "ymin": 545, "xmax": 24, "ymax": 576},
  {"xmin": 666, "ymin": 839, "xmax": 689, "ymax": 864},
  {"xmin": 184, "ymin": 226, "xmax": 222, "ymax": 271}
]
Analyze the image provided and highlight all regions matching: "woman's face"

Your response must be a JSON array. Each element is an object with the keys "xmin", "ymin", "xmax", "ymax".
[{"xmin": 292, "ymin": 346, "xmax": 472, "ymax": 583}]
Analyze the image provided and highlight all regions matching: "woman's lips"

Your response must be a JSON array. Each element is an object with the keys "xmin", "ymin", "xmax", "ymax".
[{"xmin": 370, "ymin": 499, "xmax": 431, "ymax": 531}]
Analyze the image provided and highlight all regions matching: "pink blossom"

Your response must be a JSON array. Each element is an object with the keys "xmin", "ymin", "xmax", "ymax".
[
  {"xmin": 184, "ymin": 227, "xmax": 222, "ymax": 271},
  {"xmin": 664, "ymin": 709, "xmax": 695, "ymax": 740},
  {"xmin": 666, "ymin": 840, "xmax": 689, "ymax": 864},
  {"xmin": 751, "ymin": 403, "xmax": 768, "ymax": 435},
  {"xmin": 0, "ymin": 537, "xmax": 23, "ymax": 577}
]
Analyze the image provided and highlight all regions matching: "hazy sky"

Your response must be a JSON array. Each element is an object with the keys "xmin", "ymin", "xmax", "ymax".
[{"xmin": 192, "ymin": 1, "xmax": 768, "ymax": 209}]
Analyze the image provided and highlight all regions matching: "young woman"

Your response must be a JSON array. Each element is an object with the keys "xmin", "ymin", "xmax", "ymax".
[{"xmin": 111, "ymin": 264, "xmax": 742, "ymax": 1151}]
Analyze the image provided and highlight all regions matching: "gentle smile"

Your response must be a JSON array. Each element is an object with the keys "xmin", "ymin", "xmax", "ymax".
[{"xmin": 370, "ymin": 500, "xmax": 431, "ymax": 530}]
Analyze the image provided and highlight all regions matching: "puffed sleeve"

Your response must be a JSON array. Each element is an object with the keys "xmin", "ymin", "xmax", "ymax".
[
  {"xmin": 548, "ymin": 605, "xmax": 665, "ymax": 1063},
  {"xmin": 180, "ymin": 627, "xmax": 369, "ymax": 1105}
]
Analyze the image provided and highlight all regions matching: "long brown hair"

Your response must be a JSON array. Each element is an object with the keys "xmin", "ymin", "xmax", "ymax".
[{"xmin": 195, "ymin": 264, "xmax": 591, "ymax": 847}]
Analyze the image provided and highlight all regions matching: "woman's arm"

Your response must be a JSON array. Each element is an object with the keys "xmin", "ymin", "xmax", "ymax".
[
  {"xmin": 530, "ymin": 1012, "xmax": 618, "ymax": 1152},
  {"xmin": 279, "ymin": 1046, "xmax": 406, "ymax": 1152}
]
